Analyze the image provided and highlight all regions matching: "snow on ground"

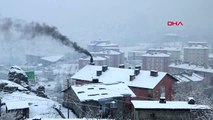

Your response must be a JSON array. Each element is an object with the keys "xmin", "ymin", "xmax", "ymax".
[
  {"xmin": 1, "ymin": 91, "xmax": 76, "ymax": 119},
  {"xmin": 0, "ymin": 79, "xmax": 27, "ymax": 91}
]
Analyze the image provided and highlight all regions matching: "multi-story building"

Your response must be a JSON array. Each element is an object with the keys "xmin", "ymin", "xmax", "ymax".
[
  {"xmin": 127, "ymin": 50, "xmax": 146, "ymax": 65},
  {"xmin": 87, "ymin": 40, "xmax": 119, "ymax": 52},
  {"xmin": 78, "ymin": 56, "xmax": 107, "ymax": 69},
  {"xmin": 148, "ymin": 47, "xmax": 181, "ymax": 63},
  {"xmin": 91, "ymin": 50, "xmax": 124, "ymax": 67},
  {"xmin": 142, "ymin": 52, "xmax": 170, "ymax": 72},
  {"xmin": 80, "ymin": 40, "xmax": 124, "ymax": 68},
  {"xmin": 184, "ymin": 42, "xmax": 209, "ymax": 65}
]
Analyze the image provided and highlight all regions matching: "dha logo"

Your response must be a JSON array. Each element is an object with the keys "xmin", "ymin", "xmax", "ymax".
[{"xmin": 167, "ymin": 21, "xmax": 183, "ymax": 26}]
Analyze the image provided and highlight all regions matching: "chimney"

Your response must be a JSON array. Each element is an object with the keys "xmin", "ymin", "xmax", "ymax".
[
  {"xmin": 102, "ymin": 65, "xmax": 108, "ymax": 72},
  {"xmin": 96, "ymin": 70, "xmax": 102, "ymax": 76},
  {"xmin": 134, "ymin": 69, "xmax": 140, "ymax": 76},
  {"xmin": 89, "ymin": 56, "xmax": 95, "ymax": 65},
  {"xmin": 129, "ymin": 75, "xmax": 135, "ymax": 81},
  {"xmin": 118, "ymin": 64, "xmax": 125, "ymax": 68},
  {"xmin": 150, "ymin": 70, "xmax": 158, "ymax": 77},
  {"xmin": 188, "ymin": 97, "xmax": 195, "ymax": 105},
  {"xmin": 135, "ymin": 65, "xmax": 141, "ymax": 70},
  {"xmin": 159, "ymin": 97, "xmax": 166, "ymax": 103},
  {"xmin": 92, "ymin": 78, "xmax": 99, "ymax": 83}
]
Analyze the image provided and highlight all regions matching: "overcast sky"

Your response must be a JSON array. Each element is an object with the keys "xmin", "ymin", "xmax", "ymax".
[{"xmin": 0, "ymin": 0, "xmax": 212, "ymax": 46}]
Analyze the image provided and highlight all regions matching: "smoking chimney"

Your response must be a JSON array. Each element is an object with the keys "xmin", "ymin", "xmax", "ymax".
[
  {"xmin": 0, "ymin": 17, "xmax": 93, "ymax": 60},
  {"xmin": 89, "ymin": 55, "xmax": 95, "ymax": 65},
  {"xmin": 134, "ymin": 69, "xmax": 140, "ymax": 76}
]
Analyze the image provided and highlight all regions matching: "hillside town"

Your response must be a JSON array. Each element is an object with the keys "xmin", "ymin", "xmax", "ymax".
[
  {"xmin": 1, "ymin": 39, "xmax": 213, "ymax": 120},
  {"xmin": 0, "ymin": 1, "xmax": 213, "ymax": 120}
]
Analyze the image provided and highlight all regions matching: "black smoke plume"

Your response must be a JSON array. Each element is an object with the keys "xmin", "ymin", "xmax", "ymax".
[{"xmin": 0, "ymin": 17, "xmax": 92, "ymax": 57}]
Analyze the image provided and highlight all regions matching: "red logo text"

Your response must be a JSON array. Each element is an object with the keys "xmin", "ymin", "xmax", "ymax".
[{"xmin": 167, "ymin": 21, "xmax": 183, "ymax": 26}]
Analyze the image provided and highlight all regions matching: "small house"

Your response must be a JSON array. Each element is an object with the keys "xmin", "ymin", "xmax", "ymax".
[
  {"xmin": 63, "ymin": 82, "xmax": 135, "ymax": 119},
  {"xmin": 132, "ymin": 97, "xmax": 211, "ymax": 120},
  {"xmin": 71, "ymin": 65, "xmax": 178, "ymax": 100},
  {"xmin": 5, "ymin": 101, "xmax": 29, "ymax": 119}
]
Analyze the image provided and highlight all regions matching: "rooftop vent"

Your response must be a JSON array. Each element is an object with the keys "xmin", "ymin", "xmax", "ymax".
[
  {"xmin": 92, "ymin": 78, "xmax": 99, "ymax": 83},
  {"xmin": 159, "ymin": 97, "xmax": 166, "ymax": 103},
  {"xmin": 88, "ymin": 94, "xmax": 99, "ymax": 96},
  {"xmin": 88, "ymin": 88, "xmax": 94, "ymax": 90},
  {"xmin": 99, "ymin": 88, "xmax": 106, "ymax": 90},
  {"xmin": 96, "ymin": 70, "xmax": 102, "ymax": 76},
  {"xmin": 150, "ymin": 70, "xmax": 158, "ymax": 77},
  {"xmin": 135, "ymin": 65, "xmax": 141, "ymax": 70},
  {"xmin": 89, "ymin": 56, "xmax": 95, "ymax": 65},
  {"xmin": 188, "ymin": 97, "xmax": 195, "ymax": 105},
  {"xmin": 134, "ymin": 69, "xmax": 140, "ymax": 76},
  {"xmin": 102, "ymin": 65, "xmax": 108, "ymax": 72},
  {"xmin": 77, "ymin": 91, "xmax": 85, "ymax": 94},
  {"xmin": 129, "ymin": 75, "xmax": 135, "ymax": 81},
  {"xmin": 118, "ymin": 64, "xmax": 125, "ymax": 68}
]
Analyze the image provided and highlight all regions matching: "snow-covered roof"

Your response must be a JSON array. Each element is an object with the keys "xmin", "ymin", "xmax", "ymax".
[
  {"xmin": 169, "ymin": 64, "xmax": 213, "ymax": 74},
  {"xmin": 72, "ymin": 82, "xmax": 136, "ymax": 102},
  {"xmin": 5, "ymin": 101, "xmax": 29, "ymax": 110},
  {"xmin": 97, "ymin": 43, "xmax": 118, "ymax": 47},
  {"xmin": 184, "ymin": 45, "xmax": 208, "ymax": 49},
  {"xmin": 0, "ymin": 79, "xmax": 27, "ymax": 91},
  {"xmin": 80, "ymin": 56, "xmax": 106, "ymax": 61},
  {"xmin": 91, "ymin": 50, "xmax": 121, "ymax": 55},
  {"xmin": 174, "ymin": 73, "xmax": 204, "ymax": 82},
  {"xmin": 2, "ymin": 91, "xmax": 76, "ymax": 118},
  {"xmin": 142, "ymin": 53, "xmax": 170, "ymax": 57},
  {"xmin": 71, "ymin": 65, "xmax": 168, "ymax": 89},
  {"xmin": 149, "ymin": 47, "xmax": 181, "ymax": 52},
  {"xmin": 131, "ymin": 100, "xmax": 210, "ymax": 110},
  {"xmin": 41, "ymin": 55, "xmax": 64, "ymax": 62}
]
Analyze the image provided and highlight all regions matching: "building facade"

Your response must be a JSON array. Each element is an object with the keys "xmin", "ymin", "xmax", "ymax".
[
  {"xmin": 148, "ymin": 47, "xmax": 181, "ymax": 63},
  {"xmin": 142, "ymin": 53, "xmax": 170, "ymax": 72},
  {"xmin": 63, "ymin": 82, "xmax": 135, "ymax": 119},
  {"xmin": 184, "ymin": 43, "xmax": 209, "ymax": 65},
  {"xmin": 132, "ymin": 99, "xmax": 210, "ymax": 120}
]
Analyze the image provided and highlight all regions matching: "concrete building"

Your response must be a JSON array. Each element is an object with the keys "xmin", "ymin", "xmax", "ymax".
[
  {"xmin": 142, "ymin": 52, "xmax": 170, "ymax": 72},
  {"xmin": 70, "ymin": 65, "xmax": 177, "ymax": 101},
  {"xmin": 127, "ymin": 51, "xmax": 145, "ymax": 66},
  {"xmin": 148, "ymin": 47, "xmax": 181, "ymax": 63},
  {"xmin": 91, "ymin": 50, "xmax": 124, "ymax": 68},
  {"xmin": 85, "ymin": 40, "xmax": 124, "ymax": 68},
  {"xmin": 79, "ymin": 56, "xmax": 107, "ymax": 69},
  {"xmin": 184, "ymin": 43, "xmax": 209, "ymax": 65},
  {"xmin": 87, "ymin": 40, "xmax": 119, "ymax": 52}
]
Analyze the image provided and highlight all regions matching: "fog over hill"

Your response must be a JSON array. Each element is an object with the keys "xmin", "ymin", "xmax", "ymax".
[{"xmin": 0, "ymin": 0, "xmax": 212, "ymax": 65}]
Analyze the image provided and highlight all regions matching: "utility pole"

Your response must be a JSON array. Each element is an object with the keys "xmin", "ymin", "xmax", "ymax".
[
  {"xmin": 0, "ymin": 97, "xmax": 2, "ymax": 117},
  {"xmin": 66, "ymin": 78, "xmax": 70, "ymax": 118}
]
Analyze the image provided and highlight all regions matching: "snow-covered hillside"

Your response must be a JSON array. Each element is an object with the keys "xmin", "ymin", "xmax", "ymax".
[{"xmin": 0, "ymin": 79, "xmax": 76, "ymax": 119}]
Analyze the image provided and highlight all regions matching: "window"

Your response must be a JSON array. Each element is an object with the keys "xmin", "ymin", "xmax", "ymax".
[{"xmin": 160, "ymin": 85, "xmax": 165, "ymax": 97}]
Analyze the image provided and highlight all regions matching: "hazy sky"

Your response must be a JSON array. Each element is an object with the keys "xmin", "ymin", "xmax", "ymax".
[
  {"xmin": 0, "ymin": 0, "xmax": 212, "ymax": 45},
  {"xmin": 0, "ymin": 0, "xmax": 212, "ymax": 65}
]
